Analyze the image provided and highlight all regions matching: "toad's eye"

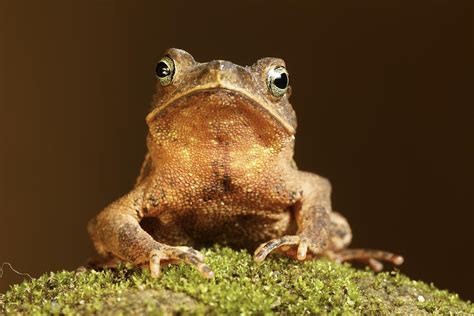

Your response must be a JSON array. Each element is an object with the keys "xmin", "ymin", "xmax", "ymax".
[
  {"xmin": 155, "ymin": 56, "xmax": 175, "ymax": 86},
  {"xmin": 267, "ymin": 66, "xmax": 289, "ymax": 97}
]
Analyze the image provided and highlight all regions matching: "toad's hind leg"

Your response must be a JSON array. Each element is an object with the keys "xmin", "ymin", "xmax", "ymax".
[
  {"xmin": 327, "ymin": 211, "xmax": 352, "ymax": 251},
  {"xmin": 328, "ymin": 249, "xmax": 404, "ymax": 272},
  {"xmin": 326, "ymin": 212, "xmax": 404, "ymax": 271}
]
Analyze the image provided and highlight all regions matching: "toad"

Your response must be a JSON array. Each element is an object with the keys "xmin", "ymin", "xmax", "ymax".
[{"xmin": 88, "ymin": 48, "xmax": 403, "ymax": 278}]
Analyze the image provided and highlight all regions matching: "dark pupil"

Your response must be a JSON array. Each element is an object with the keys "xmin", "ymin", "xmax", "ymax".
[
  {"xmin": 156, "ymin": 61, "xmax": 170, "ymax": 78},
  {"xmin": 273, "ymin": 72, "xmax": 288, "ymax": 89}
]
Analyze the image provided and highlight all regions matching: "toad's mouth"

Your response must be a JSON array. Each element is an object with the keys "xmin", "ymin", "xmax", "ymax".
[{"xmin": 145, "ymin": 87, "xmax": 295, "ymax": 135}]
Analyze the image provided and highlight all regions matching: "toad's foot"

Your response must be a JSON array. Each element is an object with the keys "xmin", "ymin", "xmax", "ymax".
[
  {"xmin": 254, "ymin": 235, "xmax": 325, "ymax": 262},
  {"xmin": 147, "ymin": 246, "xmax": 214, "ymax": 279},
  {"xmin": 253, "ymin": 236, "xmax": 403, "ymax": 272},
  {"xmin": 326, "ymin": 248, "xmax": 404, "ymax": 272}
]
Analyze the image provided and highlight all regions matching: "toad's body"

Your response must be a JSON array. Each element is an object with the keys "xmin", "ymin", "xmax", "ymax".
[
  {"xmin": 139, "ymin": 89, "xmax": 301, "ymax": 248},
  {"xmin": 88, "ymin": 49, "xmax": 402, "ymax": 277}
]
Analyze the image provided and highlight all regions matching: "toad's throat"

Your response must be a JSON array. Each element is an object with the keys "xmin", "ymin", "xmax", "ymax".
[
  {"xmin": 149, "ymin": 89, "xmax": 292, "ymax": 147},
  {"xmin": 146, "ymin": 88, "xmax": 295, "ymax": 135}
]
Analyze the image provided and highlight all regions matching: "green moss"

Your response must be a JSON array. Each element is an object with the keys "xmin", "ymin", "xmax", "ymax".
[{"xmin": 1, "ymin": 246, "xmax": 472, "ymax": 314}]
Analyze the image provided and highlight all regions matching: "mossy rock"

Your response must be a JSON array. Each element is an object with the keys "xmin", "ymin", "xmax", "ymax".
[{"xmin": 1, "ymin": 246, "xmax": 472, "ymax": 315}]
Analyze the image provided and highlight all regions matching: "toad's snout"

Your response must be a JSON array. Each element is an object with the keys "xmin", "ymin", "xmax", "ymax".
[
  {"xmin": 196, "ymin": 60, "xmax": 251, "ymax": 88},
  {"xmin": 206, "ymin": 60, "xmax": 235, "ymax": 72}
]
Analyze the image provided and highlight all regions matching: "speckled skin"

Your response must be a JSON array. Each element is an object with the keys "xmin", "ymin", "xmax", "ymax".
[{"xmin": 88, "ymin": 48, "xmax": 403, "ymax": 278}]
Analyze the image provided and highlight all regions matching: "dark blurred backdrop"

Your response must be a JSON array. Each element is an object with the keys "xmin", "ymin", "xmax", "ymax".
[{"xmin": 0, "ymin": 0, "xmax": 473, "ymax": 299}]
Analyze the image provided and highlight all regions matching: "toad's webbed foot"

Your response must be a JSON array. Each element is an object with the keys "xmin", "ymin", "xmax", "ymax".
[
  {"xmin": 147, "ymin": 245, "xmax": 214, "ymax": 278},
  {"xmin": 326, "ymin": 248, "xmax": 404, "ymax": 272},
  {"xmin": 254, "ymin": 234, "xmax": 324, "ymax": 262}
]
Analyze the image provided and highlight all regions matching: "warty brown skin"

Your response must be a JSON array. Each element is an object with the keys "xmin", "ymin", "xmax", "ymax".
[{"xmin": 87, "ymin": 48, "xmax": 403, "ymax": 278}]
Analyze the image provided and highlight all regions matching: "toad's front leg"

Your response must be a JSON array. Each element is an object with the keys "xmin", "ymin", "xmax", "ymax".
[
  {"xmin": 254, "ymin": 172, "xmax": 331, "ymax": 262},
  {"xmin": 254, "ymin": 172, "xmax": 404, "ymax": 271},
  {"xmin": 87, "ymin": 187, "xmax": 213, "ymax": 278}
]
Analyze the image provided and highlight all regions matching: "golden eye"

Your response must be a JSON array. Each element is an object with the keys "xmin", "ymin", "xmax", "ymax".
[
  {"xmin": 155, "ymin": 56, "xmax": 175, "ymax": 86},
  {"xmin": 267, "ymin": 66, "xmax": 289, "ymax": 97}
]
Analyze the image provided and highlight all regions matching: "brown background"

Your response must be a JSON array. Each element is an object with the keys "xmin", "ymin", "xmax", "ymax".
[{"xmin": 0, "ymin": 0, "xmax": 473, "ymax": 299}]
